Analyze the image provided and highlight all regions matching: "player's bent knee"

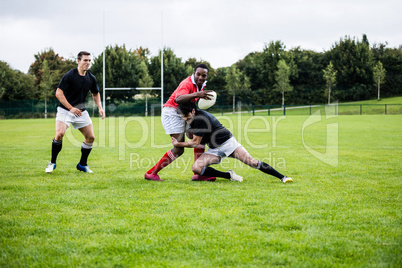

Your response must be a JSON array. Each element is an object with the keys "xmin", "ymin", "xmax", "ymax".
[
  {"xmin": 192, "ymin": 160, "xmax": 205, "ymax": 174},
  {"xmin": 172, "ymin": 147, "xmax": 184, "ymax": 157},
  {"xmin": 192, "ymin": 165, "xmax": 202, "ymax": 175},
  {"xmin": 55, "ymin": 132, "xmax": 65, "ymax": 140},
  {"xmin": 88, "ymin": 136, "xmax": 95, "ymax": 143}
]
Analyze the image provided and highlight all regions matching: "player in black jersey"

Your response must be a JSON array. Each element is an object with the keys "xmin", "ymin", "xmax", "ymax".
[
  {"xmin": 45, "ymin": 51, "xmax": 105, "ymax": 173},
  {"xmin": 172, "ymin": 102, "xmax": 293, "ymax": 183}
]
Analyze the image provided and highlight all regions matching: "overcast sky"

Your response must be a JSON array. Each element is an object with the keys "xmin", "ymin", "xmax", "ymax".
[{"xmin": 1, "ymin": 0, "xmax": 401, "ymax": 73}]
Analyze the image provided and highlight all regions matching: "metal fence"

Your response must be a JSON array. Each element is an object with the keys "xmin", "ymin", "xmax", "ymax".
[
  {"xmin": 0, "ymin": 99, "xmax": 161, "ymax": 119},
  {"xmin": 0, "ymin": 100, "xmax": 401, "ymax": 119}
]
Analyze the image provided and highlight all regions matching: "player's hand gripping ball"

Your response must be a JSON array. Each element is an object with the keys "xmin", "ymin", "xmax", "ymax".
[{"xmin": 198, "ymin": 91, "xmax": 217, "ymax": 109}]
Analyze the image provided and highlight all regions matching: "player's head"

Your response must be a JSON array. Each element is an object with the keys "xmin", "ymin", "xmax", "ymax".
[
  {"xmin": 77, "ymin": 51, "xmax": 91, "ymax": 61},
  {"xmin": 193, "ymin": 64, "xmax": 209, "ymax": 88},
  {"xmin": 77, "ymin": 51, "xmax": 91, "ymax": 71},
  {"xmin": 177, "ymin": 102, "xmax": 197, "ymax": 124},
  {"xmin": 194, "ymin": 63, "xmax": 209, "ymax": 73}
]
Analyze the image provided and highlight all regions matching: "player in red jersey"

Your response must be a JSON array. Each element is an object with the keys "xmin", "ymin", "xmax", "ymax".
[{"xmin": 144, "ymin": 64, "xmax": 215, "ymax": 181}]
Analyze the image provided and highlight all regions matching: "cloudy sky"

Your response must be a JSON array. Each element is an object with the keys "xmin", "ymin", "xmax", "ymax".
[{"xmin": 1, "ymin": 0, "xmax": 401, "ymax": 73}]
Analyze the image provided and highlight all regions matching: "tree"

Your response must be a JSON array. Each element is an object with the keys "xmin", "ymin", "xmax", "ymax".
[
  {"xmin": 29, "ymin": 48, "xmax": 75, "ymax": 99},
  {"xmin": 372, "ymin": 43, "xmax": 402, "ymax": 97},
  {"xmin": 0, "ymin": 69, "xmax": 5, "ymax": 99},
  {"xmin": 373, "ymin": 61, "xmax": 386, "ymax": 101},
  {"xmin": 0, "ymin": 62, "xmax": 9, "ymax": 100},
  {"xmin": 225, "ymin": 65, "xmax": 250, "ymax": 113},
  {"xmin": 134, "ymin": 46, "xmax": 151, "ymax": 60},
  {"xmin": 244, "ymin": 41, "xmax": 297, "ymax": 106},
  {"xmin": 274, "ymin": 60, "xmax": 293, "ymax": 107},
  {"xmin": 149, "ymin": 47, "xmax": 187, "ymax": 102},
  {"xmin": 39, "ymin": 59, "xmax": 59, "ymax": 118},
  {"xmin": 288, "ymin": 47, "xmax": 326, "ymax": 104},
  {"xmin": 207, "ymin": 67, "xmax": 228, "ymax": 106},
  {"xmin": 323, "ymin": 61, "xmax": 337, "ymax": 104},
  {"xmin": 326, "ymin": 35, "xmax": 374, "ymax": 101},
  {"xmin": 261, "ymin": 41, "xmax": 287, "ymax": 86},
  {"xmin": 91, "ymin": 45, "xmax": 142, "ymax": 101},
  {"xmin": 0, "ymin": 61, "xmax": 36, "ymax": 100},
  {"xmin": 237, "ymin": 52, "xmax": 263, "ymax": 103},
  {"xmin": 184, "ymin": 58, "xmax": 198, "ymax": 76},
  {"xmin": 138, "ymin": 61, "xmax": 154, "ymax": 116}
]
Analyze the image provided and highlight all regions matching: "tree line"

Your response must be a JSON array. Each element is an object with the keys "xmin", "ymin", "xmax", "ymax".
[{"xmin": 1, "ymin": 34, "xmax": 401, "ymax": 108}]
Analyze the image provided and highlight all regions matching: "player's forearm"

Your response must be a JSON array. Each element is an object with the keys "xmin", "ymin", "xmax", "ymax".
[
  {"xmin": 175, "ymin": 92, "xmax": 200, "ymax": 104},
  {"xmin": 55, "ymin": 88, "xmax": 73, "ymax": 110},
  {"xmin": 176, "ymin": 139, "xmax": 199, "ymax": 148},
  {"xmin": 92, "ymin": 93, "xmax": 103, "ymax": 110},
  {"xmin": 174, "ymin": 141, "xmax": 189, "ymax": 148}
]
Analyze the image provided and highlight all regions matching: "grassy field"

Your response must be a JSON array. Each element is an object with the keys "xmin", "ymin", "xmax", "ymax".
[
  {"xmin": 344, "ymin": 96, "xmax": 402, "ymax": 104},
  {"xmin": 0, "ymin": 109, "xmax": 401, "ymax": 266},
  {"xmin": 249, "ymin": 96, "xmax": 402, "ymax": 117}
]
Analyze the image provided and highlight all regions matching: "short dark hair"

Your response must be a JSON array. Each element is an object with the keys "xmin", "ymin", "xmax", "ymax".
[
  {"xmin": 177, "ymin": 102, "xmax": 197, "ymax": 116},
  {"xmin": 77, "ymin": 51, "xmax": 91, "ymax": 61},
  {"xmin": 194, "ymin": 63, "xmax": 209, "ymax": 73}
]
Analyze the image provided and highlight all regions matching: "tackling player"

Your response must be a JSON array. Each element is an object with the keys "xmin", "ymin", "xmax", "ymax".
[
  {"xmin": 172, "ymin": 101, "xmax": 294, "ymax": 183},
  {"xmin": 45, "ymin": 51, "xmax": 105, "ymax": 174},
  {"xmin": 144, "ymin": 64, "xmax": 215, "ymax": 181}
]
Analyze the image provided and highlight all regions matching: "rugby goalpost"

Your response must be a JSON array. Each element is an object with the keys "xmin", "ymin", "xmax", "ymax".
[
  {"xmin": 101, "ymin": 12, "xmax": 164, "ymax": 116},
  {"xmin": 102, "ymin": 50, "xmax": 164, "ymax": 116}
]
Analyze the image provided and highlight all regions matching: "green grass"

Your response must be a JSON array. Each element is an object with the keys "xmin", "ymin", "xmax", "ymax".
[
  {"xmin": 1, "ymin": 111, "xmax": 401, "ymax": 266},
  {"xmin": 252, "ymin": 104, "xmax": 402, "ymax": 116},
  {"xmin": 345, "ymin": 96, "xmax": 402, "ymax": 104},
  {"xmin": 249, "ymin": 96, "xmax": 402, "ymax": 116}
]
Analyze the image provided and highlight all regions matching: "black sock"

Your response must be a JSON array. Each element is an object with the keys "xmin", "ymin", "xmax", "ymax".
[
  {"xmin": 51, "ymin": 138, "xmax": 62, "ymax": 163},
  {"xmin": 257, "ymin": 161, "xmax": 284, "ymax": 179},
  {"xmin": 200, "ymin": 167, "xmax": 231, "ymax": 179},
  {"xmin": 79, "ymin": 142, "xmax": 93, "ymax": 166}
]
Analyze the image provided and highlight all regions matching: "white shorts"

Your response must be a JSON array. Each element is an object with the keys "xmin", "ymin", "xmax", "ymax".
[
  {"xmin": 161, "ymin": 107, "xmax": 189, "ymax": 135},
  {"xmin": 56, "ymin": 107, "xmax": 92, "ymax": 129},
  {"xmin": 204, "ymin": 136, "xmax": 243, "ymax": 163}
]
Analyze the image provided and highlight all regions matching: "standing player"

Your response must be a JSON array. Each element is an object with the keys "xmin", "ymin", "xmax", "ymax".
[
  {"xmin": 144, "ymin": 63, "xmax": 215, "ymax": 181},
  {"xmin": 45, "ymin": 51, "xmax": 105, "ymax": 174},
  {"xmin": 172, "ymin": 102, "xmax": 294, "ymax": 183}
]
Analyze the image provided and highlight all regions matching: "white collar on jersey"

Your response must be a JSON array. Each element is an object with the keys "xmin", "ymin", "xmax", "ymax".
[{"xmin": 191, "ymin": 74, "xmax": 207, "ymax": 92}]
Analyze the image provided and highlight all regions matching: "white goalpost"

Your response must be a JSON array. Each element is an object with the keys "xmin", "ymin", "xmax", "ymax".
[
  {"xmin": 101, "ymin": 12, "xmax": 164, "ymax": 115},
  {"xmin": 102, "ymin": 49, "xmax": 164, "ymax": 116}
]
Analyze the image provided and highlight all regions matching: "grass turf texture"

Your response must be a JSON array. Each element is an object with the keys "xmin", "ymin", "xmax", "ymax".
[
  {"xmin": 251, "ymin": 96, "xmax": 402, "ymax": 117},
  {"xmin": 1, "ymin": 107, "xmax": 401, "ymax": 266}
]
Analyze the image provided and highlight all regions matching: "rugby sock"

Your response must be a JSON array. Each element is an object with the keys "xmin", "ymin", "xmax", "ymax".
[
  {"xmin": 193, "ymin": 147, "xmax": 205, "ymax": 175},
  {"xmin": 194, "ymin": 147, "xmax": 204, "ymax": 161},
  {"xmin": 79, "ymin": 142, "xmax": 93, "ymax": 166},
  {"xmin": 51, "ymin": 138, "xmax": 62, "ymax": 163},
  {"xmin": 200, "ymin": 167, "xmax": 231, "ymax": 179},
  {"xmin": 147, "ymin": 150, "xmax": 177, "ymax": 175},
  {"xmin": 257, "ymin": 161, "xmax": 284, "ymax": 179}
]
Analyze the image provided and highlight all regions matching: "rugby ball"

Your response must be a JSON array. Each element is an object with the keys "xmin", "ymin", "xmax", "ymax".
[{"xmin": 198, "ymin": 91, "xmax": 217, "ymax": 109}]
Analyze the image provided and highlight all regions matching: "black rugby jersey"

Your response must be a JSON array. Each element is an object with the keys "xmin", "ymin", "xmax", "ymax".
[
  {"xmin": 190, "ymin": 110, "xmax": 232, "ymax": 149},
  {"xmin": 57, "ymin": 68, "xmax": 99, "ymax": 111}
]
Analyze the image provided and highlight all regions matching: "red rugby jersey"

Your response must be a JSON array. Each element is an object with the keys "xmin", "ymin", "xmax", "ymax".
[{"xmin": 163, "ymin": 75, "xmax": 207, "ymax": 108}]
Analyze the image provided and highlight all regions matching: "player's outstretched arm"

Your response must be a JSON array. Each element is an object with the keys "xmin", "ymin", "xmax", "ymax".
[{"xmin": 92, "ymin": 92, "xmax": 105, "ymax": 119}]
